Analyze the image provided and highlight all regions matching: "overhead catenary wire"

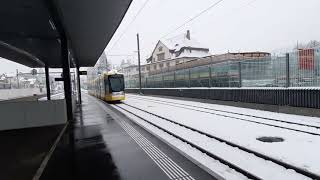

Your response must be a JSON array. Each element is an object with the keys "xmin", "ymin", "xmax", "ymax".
[
  {"xmin": 142, "ymin": 0, "xmax": 259, "ymax": 57},
  {"xmin": 159, "ymin": 0, "xmax": 224, "ymax": 39},
  {"xmin": 108, "ymin": 0, "xmax": 259, "ymax": 60},
  {"xmin": 107, "ymin": 0, "xmax": 151, "ymax": 54},
  {"xmin": 160, "ymin": 0, "xmax": 260, "ymax": 41},
  {"xmin": 244, "ymin": 0, "xmax": 258, "ymax": 7}
]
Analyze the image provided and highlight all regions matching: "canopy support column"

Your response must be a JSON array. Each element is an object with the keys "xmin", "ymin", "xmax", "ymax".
[
  {"xmin": 61, "ymin": 37, "xmax": 73, "ymax": 121},
  {"xmin": 76, "ymin": 66, "xmax": 82, "ymax": 104},
  {"xmin": 45, "ymin": 65, "xmax": 51, "ymax": 100}
]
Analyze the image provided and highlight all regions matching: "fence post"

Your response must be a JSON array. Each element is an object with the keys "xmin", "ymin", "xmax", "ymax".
[
  {"xmin": 286, "ymin": 53, "xmax": 290, "ymax": 87},
  {"xmin": 188, "ymin": 69, "xmax": 191, "ymax": 87},
  {"xmin": 146, "ymin": 77, "xmax": 148, "ymax": 88},
  {"xmin": 209, "ymin": 66, "xmax": 212, "ymax": 87},
  {"xmin": 173, "ymin": 71, "xmax": 176, "ymax": 88},
  {"xmin": 162, "ymin": 74, "xmax": 164, "ymax": 88},
  {"xmin": 238, "ymin": 61, "xmax": 242, "ymax": 88}
]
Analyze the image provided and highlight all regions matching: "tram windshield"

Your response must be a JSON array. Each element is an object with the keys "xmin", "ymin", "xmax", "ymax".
[{"xmin": 109, "ymin": 75, "xmax": 124, "ymax": 92}]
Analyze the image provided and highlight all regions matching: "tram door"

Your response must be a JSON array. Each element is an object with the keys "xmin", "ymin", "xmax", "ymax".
[
  {"xmin": 104, "ymin": 75, "xmax": 110, "ymax": 97},
  {"xmin": 100, "ymin": 76, "xmax": 105, "ymax": 98}
]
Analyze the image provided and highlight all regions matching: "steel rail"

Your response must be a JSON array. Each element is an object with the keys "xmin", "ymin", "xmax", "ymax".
[{"xmin": 119, "ymin": 102, "xmax": 320, "ymax": 180}]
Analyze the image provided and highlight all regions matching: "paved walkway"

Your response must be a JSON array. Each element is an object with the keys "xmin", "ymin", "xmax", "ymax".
[
  {"xmin": 40, "ymin": 94, "xmax": 215, "ymax": 180},
  {"xmin": 0, "ymin": 125, "xmax": 64, "ymax": 180}
]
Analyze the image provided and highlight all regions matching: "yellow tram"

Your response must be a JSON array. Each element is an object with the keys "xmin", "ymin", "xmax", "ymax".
[{"xmin": 88, "ymin": 71, "xmax": 125, "ymax": 102}]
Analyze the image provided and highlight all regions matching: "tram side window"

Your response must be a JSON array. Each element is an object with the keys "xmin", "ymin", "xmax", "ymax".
[{"xmin": 109, "ymin": 76, "xmax": 124, "ymax": 92}]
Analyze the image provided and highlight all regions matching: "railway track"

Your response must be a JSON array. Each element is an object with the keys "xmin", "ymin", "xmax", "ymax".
[
  {"xmin": 113, "ymin": 102, "xmax": 319, "ymax": 180},
  {"xmin": 128, "ymin": 96, "xmax": 320, "ymax": 136}
]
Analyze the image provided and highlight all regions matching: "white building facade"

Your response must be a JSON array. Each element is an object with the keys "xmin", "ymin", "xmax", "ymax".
[{"xmin": 145, "ymin": 30, "xmax": 211, "ymax": 74}]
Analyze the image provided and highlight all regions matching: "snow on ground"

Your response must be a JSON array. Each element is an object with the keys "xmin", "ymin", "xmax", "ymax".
[
  {"xmin": 0, "ymin": 88, "xmax": 44, "ymax": 100},
  {"xmin": 128, "ymin": 95, "xmax": 320, "ymax": 135},
  {"xmin": 123, "ymin": 94, "xmax": 320, "ymax": 177},
  {"xmin": 127, "ymin": 94, "xmax": 320, "ymax": 128},
  {"xmin": 38, "ymin": 93, "xmax": 64, "ymax": 101},
  {"xmin": 115, "ymin": 103, "xmax": 310, "ymax": 180}
]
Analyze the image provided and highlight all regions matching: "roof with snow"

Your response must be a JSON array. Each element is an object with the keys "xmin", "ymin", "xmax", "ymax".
[
  {"xmin": 146, "ymin": 31, "xmax": 210, "ymax": 63},
  {"xmin": 161, "ymin": 33, "xmax": 208, "ymax": 52}
]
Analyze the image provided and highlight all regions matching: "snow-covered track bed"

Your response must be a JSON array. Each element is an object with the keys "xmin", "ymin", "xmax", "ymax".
[
  {"xmin": 128, "ymin": 95, "xmax": 320, "ymax": 136},
  {"xmin": 114, "ymin": 103, "xmax": 318, "ymax": 180}
]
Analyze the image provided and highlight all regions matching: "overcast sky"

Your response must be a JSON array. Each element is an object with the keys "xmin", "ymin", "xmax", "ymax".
[
  {"xmin": 1, "ymin": 0, "xmax": 320, "ymax": 73},
  {"xmin": 105, "ymin": 0, "xmax": 320, "ymax": 65}
]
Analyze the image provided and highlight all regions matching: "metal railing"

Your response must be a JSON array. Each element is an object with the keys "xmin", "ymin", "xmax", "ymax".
[{"xmin": 125, "ymin": 48, "xmax": 320, "ymax": 89}]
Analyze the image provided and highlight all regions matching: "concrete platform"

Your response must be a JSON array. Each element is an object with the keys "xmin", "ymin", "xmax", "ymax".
[
  {"xmin": 40, "ymin": 94, "xmax": 215, "ymax": 180},
  {"xmin": 0, "ymin": 125, "xmax": 64, "ymax": 180}
]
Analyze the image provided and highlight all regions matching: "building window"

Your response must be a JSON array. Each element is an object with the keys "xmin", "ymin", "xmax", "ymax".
[
  {"xmin": 141, "ymin": 67, "xmax": 145, "ymax": 71},
  {"xmin": 159, "ymin": 63, "xmax": 163, "ymax": 68},
  {"xmin": 166, "ymin": 62, "xmax": 170, "ymax": 67},
  {"xmin": 157, "ymin": 53, "xmax": 165, "ymax": 61},
  {"xmin": 158, "ymin": 46, "xmax": 163, "ymax": 52},
  {"xmin": 153, "ymin": 64, "xmax": 157, "ymax": 70},
  {"xmin": 146, "ymin": 66, "xmax": 150, "ymax": 71}
]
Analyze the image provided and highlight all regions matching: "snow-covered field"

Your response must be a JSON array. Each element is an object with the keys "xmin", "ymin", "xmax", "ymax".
[
  {"xmin": 0, "ymin": 88, "xmax": 44, "ymax": 100},
  {"xmin": 128, "ymin": 95, "xmax": 320, "ymax": 135},
  {"xmin": 114, "ymin": 94, "xmax": 320, "ymax": 179}
]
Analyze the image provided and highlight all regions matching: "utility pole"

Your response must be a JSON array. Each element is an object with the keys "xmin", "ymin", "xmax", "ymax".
[
  {"xmin": 285, "ymin": 53, "xmax": 290, "ymax": 88},
  {"xmin": 136, "ymin": 33, "xmax": 142, "ymax": 93},
  {"xmin": 9, "ymin": 77, "xmax": 12, "ymax": 89},
  {"xmin": 45, "ymin": 65, "xmax": 51, "ymax": 100},
  {"xmin": 238, "ymin": 61, "xmax": 242, "ymax": 88},
  {"xmin": 16, "ymin": 69, "xmax": 19, "ymax": 88}
]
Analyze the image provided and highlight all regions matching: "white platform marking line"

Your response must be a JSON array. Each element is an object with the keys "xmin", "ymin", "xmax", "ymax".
[
  {"xmin": 115, "ymin": 111, "xmax": 194, "ymax": 180},
  {"xmin": 153, "ymin": 151, "xmax": 183, "ymax": 178},
  {"xmin": 148, "ymin": 145, "xmax": 168, "ymax": 159},
  {"xmin": 157, "ymin": 158, "xmax": 180, "ymax": 179},
  {"xmin": 121, "ymin": 120, "xmax": 181, "ymax": 179},
  {"xmin": 121, "ymin": 118, "xmax": 189, "ymax": 179},
  {"xmin": 118, "ymin": 120, "xmax": 176, "ymax": 179},
  {"xmin": 120, "ymin": 110, "xmax": 195, "ymax": 179},
  {"xmin": 32, "ymin": 123, "xmax": 68, "ymax": 180},
  {"xmin": 166, "ymin": 158, "xmax": 194, "ymax": 180},
  {"xmin": 116, "ymin": 106, "xmax": 194, "ymax": 178}
]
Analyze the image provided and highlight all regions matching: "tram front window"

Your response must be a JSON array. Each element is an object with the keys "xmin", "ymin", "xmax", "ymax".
[{"xmin": 109, "ymin": 75, "xmax": 124, "ymax": 92}]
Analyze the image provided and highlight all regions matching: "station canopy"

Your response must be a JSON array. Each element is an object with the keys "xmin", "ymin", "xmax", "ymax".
[{"xmin": 0, "ymin": 0, "xmax": 132, "ymax": 68}]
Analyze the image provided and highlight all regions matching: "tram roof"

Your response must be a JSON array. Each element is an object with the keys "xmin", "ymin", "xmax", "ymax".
[{"xmin": 0, "ymin": 0, "xmax": 132, "ymax": 68}]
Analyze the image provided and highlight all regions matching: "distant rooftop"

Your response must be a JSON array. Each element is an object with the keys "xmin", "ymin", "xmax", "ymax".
[
  {"xmin": 161, "ymin": 30, "xmax": 208, "ymax": 52},
  {"xmin": 146, "ymin": 30, "xmax": 210, "ymax": 62}
]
